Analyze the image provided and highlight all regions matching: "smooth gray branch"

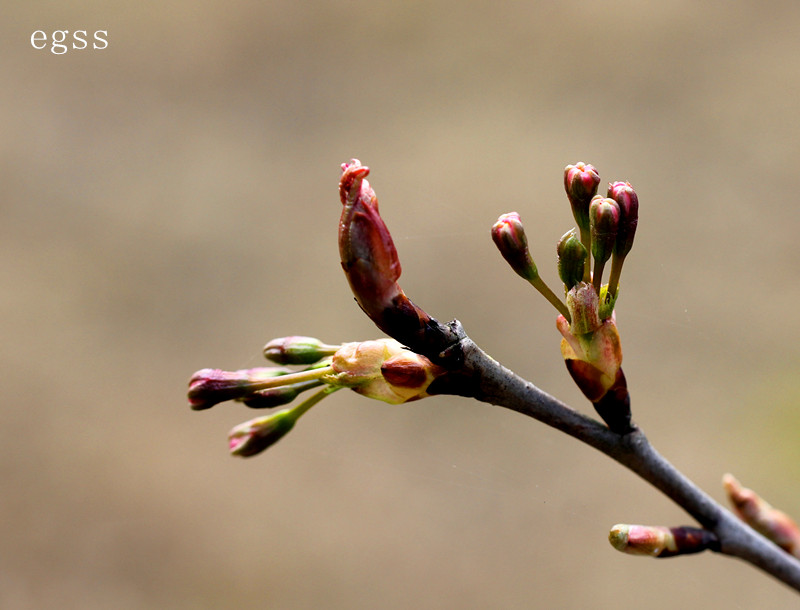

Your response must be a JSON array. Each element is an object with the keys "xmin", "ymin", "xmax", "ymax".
[{"xmin": 452, "ymin": 333, "xmax": 800, "ymax": 592}]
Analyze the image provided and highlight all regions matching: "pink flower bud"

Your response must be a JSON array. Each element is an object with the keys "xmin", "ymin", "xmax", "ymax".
[
  {"xmin": 564, "ymin": 162, "xmax": 600, "ymax": 238},
  {"xmin": 188, "ymin": 367, "xmax": 292, "ymax": 410},
  {"xmin": 607, "ymin": 181, "xmax": 638, "ymax": 259},
  {"xmin": 491, "ymin": 212, "xmax": 539, "ymax": 282},
  {"xmin": 609, "ymin": 524, "xmax": 719, "ymax": 558}
]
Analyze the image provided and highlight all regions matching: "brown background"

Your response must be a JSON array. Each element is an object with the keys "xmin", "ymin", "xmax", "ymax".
[{"xmin": 3, "ymin": 1, "xmax": 800, "ymax": 608}]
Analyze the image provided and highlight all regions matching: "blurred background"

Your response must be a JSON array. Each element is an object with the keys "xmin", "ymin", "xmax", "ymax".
[{"xmin": 2, "ymin": 1, "xmax": 800, "ymax": 608}]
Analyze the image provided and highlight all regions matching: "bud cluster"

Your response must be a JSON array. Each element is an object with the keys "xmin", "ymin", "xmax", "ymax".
[
  {"xmin": 491, "ymin": 163, "xmax": 640, "ymax": 433},
  {"xmin": 188, "ymin": 336, "xmax": 445, "ymax": 457}
]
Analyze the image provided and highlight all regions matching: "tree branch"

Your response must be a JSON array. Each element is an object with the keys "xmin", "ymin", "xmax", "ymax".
[{"xmin": 449, "ymin": 330, "xmax": 800, "ymax": 592}]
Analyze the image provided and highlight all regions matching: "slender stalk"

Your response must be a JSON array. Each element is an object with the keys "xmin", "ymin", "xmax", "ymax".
[{"xmin": 530, "ymin": 276, "xmax": 571, "ymax": 322}]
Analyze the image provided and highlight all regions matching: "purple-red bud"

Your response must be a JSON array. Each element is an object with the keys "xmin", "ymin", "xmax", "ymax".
[
  {"xmin": 188, "ymin": 367, "xmax": 291, "ymax": 410},
  {"xmin": 491, "ymin": 212, "xmax": 539, "ymax": 281},
  {"xmin": 589, "ymin": 196, "xmax": 620, "ymax": 268},
  {"xmin": 564, "ymin": 162, "xmax": 601, "ymax": 236},
  {"xmin": 607, "ymin": 181, "xmax": 638, "ymax": 259}
]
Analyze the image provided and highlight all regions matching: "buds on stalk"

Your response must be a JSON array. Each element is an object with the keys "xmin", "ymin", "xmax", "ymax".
[
  {"xmin": 723, "ymin": 474, "xmax": 800, "ymax": 558},
  {"xmin": 492, "ymin": 213, "xmax": 571, "ymax": 320},
  {"xmin": 589, "ymin": 196, "xmax": 620, "ymax": 294},
  {"xmin": 564, "ymin": 163, "xmax": 600, "ymax": 266},
  {"xmin": 189, "ymin": 336, "xmax": 447, "ymax": 457},
  {"xmin": 188, "ymin": 366, "xmax": 299, "ymax": 411},
  {"xmin": 229, "ymin": 388, "xmax": 333, "ymax": 457},
  {"xmin": 606, "ymin": 181, "xmax": 639, "ymax": 297},
  {"xmin": 609, "ymin": 524, "xmax": 719, "ymax": 558},
  {"xmin": 492, "ymin": 212, "xmax": 538, "ymax": 282}
]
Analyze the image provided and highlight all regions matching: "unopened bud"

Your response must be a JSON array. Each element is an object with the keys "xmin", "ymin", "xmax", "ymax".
[
  {"xmin": 564, "ymin": 162, "xmax": 600, "ymax": 238},
  {"xmin": 188, "ymin": 367, "xmax": 291, "ymax": 411},
  {"xmin": 229, "ymin": 387, "xmax": 334, "ymax": 457},
  {"xmin": 491, "ymin": 212, "xmax": 539, "ymax": 282},
  {"xmin": 557, "ymin": 229, "xmax": 588, "ymax": 290},
  {"xmin": 609, "ymin": 524, "xmax": 719, "ymax": 558},
  {"xmin": 263, "ymin": 336, "xmax": 340, "ymax": 365},
  {"xmin": 607, "ymin": 181, "xmax": 639, "ymax": 259},
  {"xmin": 723, "ymin": 474, "xmax": 800, "ymax": 558},
  {"xmin": 606, "ymin": 181, "xmax": 639, "ymax": 298},
  {"xmin": 228, "ymin": 410, "xmax": 298, "ymax": 457},
  {"xmin": 589, "ymin": 196, "xmax": 620, "ymax": 294},
  {"xmin": 492, "ymin": 212, "xmax": 571, "ymax": 320}
]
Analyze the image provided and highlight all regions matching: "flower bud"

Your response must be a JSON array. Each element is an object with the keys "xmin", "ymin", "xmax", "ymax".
[
  {"xmin": 188, "ymin": 367, "xmax": 292, "ymax": 410},
  {"xmin": 557, "ymin": 229, "xmax": 587, "ymax": 290},
  {"xmin": 564, "ymin": 162, "xmax": 600, "ymax": 238},
  {"xmin": 228, "ymin": 387, "xmax": 334, "ymax": 457},
  {"xmin": 228, "ymin": 410, "xmax": 298, "ymax": 457},
  {"xmin": 263, "ymin": 336, "xmax": 340, "ymax": 365},
  {"xmin": 607, "ymin": 181, "xmax": 638, "ymax": 259},
  {"xmin": 324, "ymin": 338, "xmax": 444, "ymax": 404},
  {"xmin": 589, "ymin": 196, "xmax": 620, "ymax": 293},
  {"xmin": 609, "ymin": 524, "xmax": 719, "ymax": 558},
  {"xmin": 491, "ymin": 212, "xmax": 538, "ymax": 282},
  {"xmin": 723, "ymin": 474, "xmax": 800, "ymax": 558},
  {"xmin": 606, "ymin": 181, "xmax": 639, "ymax": 298}
]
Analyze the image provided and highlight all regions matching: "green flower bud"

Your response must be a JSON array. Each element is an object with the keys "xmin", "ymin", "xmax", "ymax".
[
  {"xmin": 557, "ymin": 229, "xmax": 588, "ymax": 290},
  {"xmin": 263, "ymin": 336, "xmax": 341, "ymax": 365}
]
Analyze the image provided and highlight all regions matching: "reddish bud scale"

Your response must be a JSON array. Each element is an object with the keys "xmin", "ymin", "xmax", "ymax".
[
  {"xmin": 338, "ymin": 160, "xmax": 460, "ymax": 358},
  {"xmin": 609, "ymin": 524, "xmax": 719, "ymax": 558}
]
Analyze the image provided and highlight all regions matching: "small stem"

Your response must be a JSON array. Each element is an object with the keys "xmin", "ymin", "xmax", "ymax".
[
  {"xmin": 531, "ymin": 276, "xmax": 571, "ymax": 322},
  {"xmin": 249, "ymin": 366, "xmax": 334, "ymax": 392},
  {"xmin": 293, "ymin": 385, "xmax": 340, "ymax": 417},
  {"xmin": 592, "ymin": 260, "xmax": 606, "ymax": 295},
  {"xmin": 607, "ymin": 253, "xmax": 625, "ymax": 298},
  {"xmin": 579, "ymin": 227, "xmax": 592, "ymax": 283}
]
